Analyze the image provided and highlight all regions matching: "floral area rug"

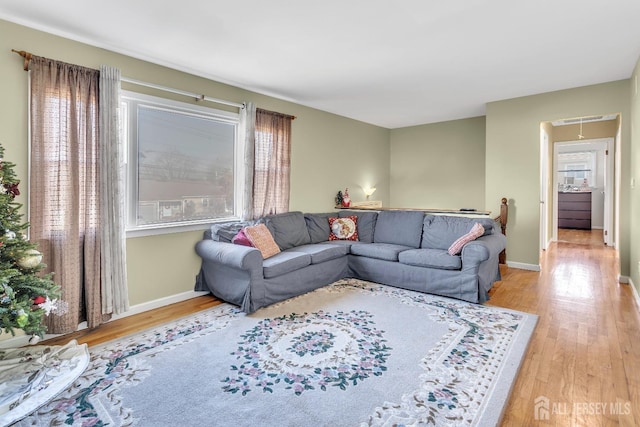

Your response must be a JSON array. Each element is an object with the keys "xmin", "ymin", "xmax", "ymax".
[{"xmin": 11, "ymin": 279, "xmax": 537, "ymax": 426}]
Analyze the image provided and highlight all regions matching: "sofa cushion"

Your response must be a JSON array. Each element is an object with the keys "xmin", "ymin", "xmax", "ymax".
[
  {"xmin": 319, "ymin": 240, "xmax": 368, "ymax": 251},
  {"xmin": 329, "ymin": 216, "xmax": 359, "ymax": 241},
  {"xmin": 304, "ymin": 212, "xmax": 333, "ymax": 243},
  {"xmin": 339, "ymin": 210, "xmax": 378, "ymax": 243},
  {"xmin": 265, "ymin": 211, "xmax": 312, "ymax": 250},
  {"xmin": 422, "ymin": 215, "xmax": 494, "ymax": 250},
  {"xmin": 373, "ymin": 210, "xmax": 425, "ymax": 248},
  {"xmin": 262, "ymin": 252, "xmax": 312, "ymax": 278},
  {"xmin": 399, "ymin": 248, "xmax": 462, "ymax": 270},
  {"xmin": 285, "ymin": 244, "xmax": 348, "ymax": 264},
  {"xmin": 350, "ymin": 243, "xmax": 413, "ymax": 262}
]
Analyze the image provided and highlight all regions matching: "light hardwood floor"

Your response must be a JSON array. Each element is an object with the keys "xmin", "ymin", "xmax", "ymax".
[
  {"xmin": 43, "ymin": 229, "xmax": 640, "ymax": 425},
  {"xmin": 41, "ymin": 294, "xmax": 221, "ymax": 347},
  {"xmin": 488, "ymin": 229, "xmax": 640, "ymax": 426}
]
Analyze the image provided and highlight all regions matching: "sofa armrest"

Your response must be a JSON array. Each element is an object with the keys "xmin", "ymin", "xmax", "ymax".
[
  {"xmin": 195, "ymin": 240, "xmax": 263, "ymax": 271},
  {"xmin": 461, "ymin": 233, "xmax": 506, "ymax": 267}
]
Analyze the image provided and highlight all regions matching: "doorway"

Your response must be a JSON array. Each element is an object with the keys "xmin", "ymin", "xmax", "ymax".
[
  {"xmin": 553, "ymin": 138, "xmax": 612, "ymax": 245},
  {"xmin": 540, "ymin": 115, "xmax": 619, "ymax": 248}
]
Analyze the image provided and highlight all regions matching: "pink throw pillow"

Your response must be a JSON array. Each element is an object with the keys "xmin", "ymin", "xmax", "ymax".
[
  {"xmin": 448, "ymin": 223, "xmax": 485, "ymax": 256},
  {"xmin": 232, "ymin": 228, "xmax": 253, "ymax": 247},
  {"xmin": 243, "ymin": 223, "xmax": 281, "ymax": 259}
]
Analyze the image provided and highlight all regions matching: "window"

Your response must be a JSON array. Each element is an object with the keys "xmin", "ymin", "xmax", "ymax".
[
  {"xmin": 122, "ymin": 91, "xmax": 243, "ymax": 235},
  {"xmin": 565, "ymin": 163, "xmax": 588, "ymax": 180},
  {"xmin": 557, "ymin": 151, "xmax": 595, "ymax": 188}
]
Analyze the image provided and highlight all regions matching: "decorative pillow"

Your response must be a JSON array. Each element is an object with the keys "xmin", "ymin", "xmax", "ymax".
[
  {"xmin": 231, "ymin": 228, "xmax": 253, "ymax": 247},
  {"xmin": 243, "ymin": 224, "xmax": 281, "ymax": 259},
  {"xmin": 339, "ymin": 210, "xmax": 377, "ymax": 243},
  {"xmin": 448, "ymin": 223, "xmax": 485, "ymax": 256},
  {"xmin": 328, "ymin": 216, "xmax": 359, "ymax": 241},
  {"xmin": 422, "ymin": 215, "xmax": 494, "ymax": 249}
]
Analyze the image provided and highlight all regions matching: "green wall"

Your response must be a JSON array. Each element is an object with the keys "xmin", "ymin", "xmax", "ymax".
[
  {"xmin": 630, "ymin": 58, "xmax": 640, "ymax": 296},
  {"xmin": 0, "ymin": 19, "xmax": 390, "ymax": 307},
  {"xmin": 289, "ymin": 112, "xmax": 390, "ymax": 213},
  {"xmin": 486, "ymin": 80, "xmax": 631, "ymax": 272},
  {"xmin": 389, "ymin": 117, "xmax": 486, "ymax": 210}
]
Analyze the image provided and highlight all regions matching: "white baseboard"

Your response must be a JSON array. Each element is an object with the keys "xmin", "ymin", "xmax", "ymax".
[
  {"xmin": 0, "ymin": 290, "xmax": 210, "ymax": 349},
  {"xmin": 506, "ymin": 261, "xmax": 541, "ymax": 272},
  {"xmin": 110, "ymin": 290, "xmax": 210, "ymax": 321}
]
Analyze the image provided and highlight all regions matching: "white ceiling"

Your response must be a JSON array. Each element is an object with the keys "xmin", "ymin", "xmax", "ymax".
[{"xmin": 2, "ymin": 1, "xmax": 640, "ymax": 129}]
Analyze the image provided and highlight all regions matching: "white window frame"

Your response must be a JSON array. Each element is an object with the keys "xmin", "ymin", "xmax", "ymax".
[
  {"xmin": 122, "ymin": 91, "xmax": 244, "ymax": 237},
  {"xmin": 558, "ymin": 151, "xmax": 595, "ymax": 187}
]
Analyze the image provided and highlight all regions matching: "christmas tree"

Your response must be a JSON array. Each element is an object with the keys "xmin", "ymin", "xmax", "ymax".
[{"xmin": 0, "ymin": 143, "xmax": 61, "ymax": 338}]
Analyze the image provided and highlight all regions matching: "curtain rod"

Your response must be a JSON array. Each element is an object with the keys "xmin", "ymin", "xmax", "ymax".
[
  {"xmin": 12, "ymin": 48, "xmax": 243, "ymax": 110},
  {"xmin": 11, "ymin": 49, "xmax": 296, "ymax": 119},
  {"xmin": 257, "ymin": 108, "xmax": 297, "ymax": 121},
  {"xmin": 120, "ymin": 77, "xmax": 244, "ymax": 109},
  {"xmin": 11, "ymin": 49, "xmax": 32, "ymax": 70}
]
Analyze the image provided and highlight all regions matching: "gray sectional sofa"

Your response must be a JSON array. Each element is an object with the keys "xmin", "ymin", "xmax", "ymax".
[{"xmin": 194, "ymin": 209, "xmax": 506, "ymax": 313}]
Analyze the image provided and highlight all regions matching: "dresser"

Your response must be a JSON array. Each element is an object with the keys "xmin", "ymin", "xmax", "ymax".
[{"xmin": 558, "ymin": 191, "xmax": 591, "ymax": 229}]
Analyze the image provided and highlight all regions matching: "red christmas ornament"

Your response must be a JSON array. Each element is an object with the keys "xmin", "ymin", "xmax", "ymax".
[
  {"xmin": 5, "ymin": 182, "xmax": 20, "ymax": 198},
  {"xmin": 33, "ymin": 296, "xmax": 46, "ymax": 305}
]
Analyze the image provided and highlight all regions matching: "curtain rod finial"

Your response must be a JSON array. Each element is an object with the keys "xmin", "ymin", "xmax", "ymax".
[{"xmin": 11, "ymin": 49, "xmax": 32, "ymax": 71}]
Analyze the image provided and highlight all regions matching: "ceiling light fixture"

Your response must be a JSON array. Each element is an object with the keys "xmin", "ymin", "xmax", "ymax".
[{"xmin": 578, "ymin": 118, "xmax": 585, "ymax": 139}]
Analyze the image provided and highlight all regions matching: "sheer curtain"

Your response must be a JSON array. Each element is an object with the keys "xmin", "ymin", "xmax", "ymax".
[
  {"xmin": 239, "ymin": 102, "xmax": 256, "ymax": 220},
  {"xmin": 99, "ymin": 65, "xmax": 128, "ymax": 315},
  {"xmin": 29, "ymin": 56, "xmax": 106, "ymax": 333},
  {"xmin": 252, "ymin": 108, "xmax": 292, "ymax": 219}
]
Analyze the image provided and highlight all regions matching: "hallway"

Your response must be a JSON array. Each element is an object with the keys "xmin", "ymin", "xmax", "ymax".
[{"xmin": 557, "ymin": 228, "xmax": 606, "ymax": 247}]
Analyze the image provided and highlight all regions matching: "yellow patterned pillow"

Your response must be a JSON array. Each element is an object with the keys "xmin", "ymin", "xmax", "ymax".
[{"xmin": 244, "ymin": 224, "xmax": 281, "ymax": 259}]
